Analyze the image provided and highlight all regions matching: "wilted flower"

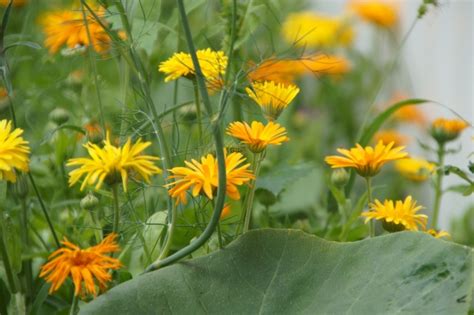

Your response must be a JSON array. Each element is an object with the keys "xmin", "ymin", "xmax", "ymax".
[
  {"xmin": 246, "ymin": 81, "xmax": 300, "ymax": 121},
  {"xmin": 166, "ymin": 151, "xmax": 254, "ymax": 205},
  {"xmin": 361, "ymin": 196, "xmax": 428, "ymax": 232},
  {"xmin": 430, "ymin": 118, "xmax": 469, "ymax": 143},
  {"xmin": 0, "ymin": 119, "xmax": 30, "ymax": 182},
  {"xmin": 40, "ymin": 6, "xmax": 110, "ymax": 54},
  {"xmin": 349, "ymin": 0, "xmax": 398, "ymax": 28},
  {"xmin": 67, "ymin": 134, "xmax": 161, "ymax": 192},
  {"xmin": 282, "ymin": 12, "xmax": 353, "ymax": 47},
  {"xmin": 325, "ymin": 141, "xmax": 407, "ymax": 177},
  {"xmin": 394, "ymin": 157, "xmax": 435, "ymax": 182},
  {"xmin": 39, "ymin": 234, "xmax": 121, "ymax": 297},
  {"xmin": 227, "ymin": 121, "xmax": 289, "ymax": 153}
]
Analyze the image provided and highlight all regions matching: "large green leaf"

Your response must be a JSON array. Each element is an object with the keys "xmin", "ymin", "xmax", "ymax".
[{"xmin": 81, "ymin": 229, "xmax": 472, "ymax": 314}]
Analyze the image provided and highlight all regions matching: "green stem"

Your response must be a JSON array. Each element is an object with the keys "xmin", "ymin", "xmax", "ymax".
[
  {"xmin": 365, "ymin": 177, "xmax": 374, "ymax": 238},
  {"xmin": 28, "ymin": 173, "xmax": 60, "ymax": 248},
  {"xmin": 89, "ymin": 210, "xmax": 103, "ymax": 243},
  {"xmin": 0, "ymin": 224, "xmax": 16, "ymax": 293},
  {"xmin": 20, "ymin": 199, "xmax": 33, "ymax": 306},
  {"xmin": 157, "ymin": 204, "xmax": 177, "ymax": 261},
  {"xmin": 111, "ymin": 184, "xmax": 120, "ymax": 234},
  {"xmin": 192, "ymin": 79, "xmax": 203, "ymax": 145},
  {"xmin": 69, "ymin": 294, "xmax": 79, "ymax": 315},
  {"xmin": 243, "ymin": 152, "xmax": 263, "ymax": 233},
  {"xmin": 432, "ymin": 144, "xmax": 445, "ymax": 229}
]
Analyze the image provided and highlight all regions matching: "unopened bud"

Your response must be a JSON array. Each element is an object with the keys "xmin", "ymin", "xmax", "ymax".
[
  {"xmin": 331, "ymin": 169, "xmax": 349, "ymax": 188},
  {"xmin": 49, "ymin": 108, "xmax": 70, "ymax": 125},
  {"xmin": 80, "ymin": 192, "xmax": 99, "ymax": 210}
]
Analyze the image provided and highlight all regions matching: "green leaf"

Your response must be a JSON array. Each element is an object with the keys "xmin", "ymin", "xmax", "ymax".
[
  {"xmin": 81, "ymin": 229, "xmax": 472, "ymax": 314},
  {"xmin": 256, "ymin": 163, "xmax": 314, "ymax": 196}
]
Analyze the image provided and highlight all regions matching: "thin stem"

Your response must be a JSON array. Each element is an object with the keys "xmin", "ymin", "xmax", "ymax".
[
  {"xmin": 365, "ymin": 177, "xmax": 374, "ymax": 238},
  {"xmin": 157, "ymin": 204, "xmax": 177, "ymax": 261},
  {"xmin": 243, "ymin": 152, "xmax": 263, "ymax": 233},
  {"xmin": 0, "ymin": 224, "xmax": 17, "ymax": 293},
  {"xmin": 20, "ymin": 199, "xmax": 33, "ymax": 305},
  {"xmin": 111, "ymin": 184, "xmax": 120, "ymax": 234},
  {"xmin": 69, "ymin": 294, "xmax": 79, "ymax": 315},
  {"xmin": 432, "ymin": 144, "xmax": 445, "ymax": 229},
  {"xmin": 192, "ymin": 79, "xmax": 203, "ymax": 145},
  {"xmin": 28, "ymin": 173, "xmax": 60, "ymax": 248},
  {"xmin": 89, "ymin": 210, "xmax": 103, "ymax": 243}
]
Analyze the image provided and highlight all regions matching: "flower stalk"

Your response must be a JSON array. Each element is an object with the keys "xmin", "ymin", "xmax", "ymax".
[
  {"xmin": 365, "ymin": 177, "xmax": 374, "ymax": 237},
  {"xmin": 431, "ymin": 143, "xmax": 445, "ymax": 229},
  {"xmin": 111, "ymin": 184, "xmax": 120, "ymax": 234},
  {"xmin": 243, "ymin": 152, "xmax": 264, "ymax": 233}
]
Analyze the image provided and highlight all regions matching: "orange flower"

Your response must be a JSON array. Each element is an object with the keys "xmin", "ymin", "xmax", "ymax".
[
  {"xmin": 431, "ymin": 118, "xmax": 469, "ymax": 143},
  {"xmin": 388, "ymin": 93, "xmax": 426, "ymax": 125},
  {"xmin": 0, "ymin": 0, "xmax": 26, "ymax": 7},
  {"xmin": 39, "ymin": 234, "xmax": 122, "ymax": 297},
  {"xmin": 220, "ymin": 203, "xmax": 232, "ymax": 220},
  {"xmin": 227, "ymin": 121, "xmax": 289, "ymax": 153},
  {"xmin": 349, "ymin": 0, "xmax": 398, "ymax": 28},
  {"xmin": 374, "ymin": 130, "xmax": 408, "ymax": 146}
]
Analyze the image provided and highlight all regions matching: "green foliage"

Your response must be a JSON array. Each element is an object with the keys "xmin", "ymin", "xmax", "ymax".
[{"xmin": 81, "ymin": 229, "xmax": 473, "ymax": 314}]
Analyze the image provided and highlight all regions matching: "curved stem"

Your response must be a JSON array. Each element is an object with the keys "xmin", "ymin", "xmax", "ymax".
[
  {"xmin": 157, "ymin": 204, "xmax": 177, "ymax": 261},
  {"xmin": 365, "ymin": 177, "xmax": 374, "ymax": 238},
  {"xmin": 431, "ymin": 144, "xmax": 445, "ymax": 229}
]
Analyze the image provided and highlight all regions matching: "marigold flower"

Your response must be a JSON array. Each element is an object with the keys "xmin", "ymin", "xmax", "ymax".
[
  {"xmin": 166, "ymin": 151, "xmax": 254, "ymax": 205},
  {"xmin": 387, "ymin": 92, "xmax": 426, "ymax": 125},
  {"xmin": 248, "ymin": 55, "xmax": 350, "ymax": 85},
  {"xmin": 227, "ymin": 121, "xmax": 289, "ymax": 153},
  {"xmin": 361, "ymin": 196, "xmax": 428, "ymax": 232},
  {"xmin": 158, "ymin": 49, "xmax": 228, "ymax": 91},
  {"xmin": 374, "ymin": 129, "xmax": 408, "ymax": 146},
  {"xmin": 425, "ymin": 229, "xmax": 450, "ymax": 239},
  {"xmin": 282, "ymin": 12, "xmax": 353, "ymax": 47},
  {"xmin": 0, "ymin": 120, "xmax": 30, "ymax": 182},
  {"xmin": 39, "ymin": 233, "xmax": 121, "ymax": 297},
  {"xmin": 40, "ymin": 6, "xmax": 110, "ymax": 54},
  {"xmin": 67, "ymin": 134, "xmax": 161, "ymax": 192},
  {"xmin": 349, "ymin": 0, "xmax": 398, "ymax": 28},
  {"xmin": 0, "ymin": 0, "xmax": 26, "ymax": 7},
  {"xmin": 325, "ymin": 141, "xmax": 407, "ymax": 177},
  {"xmin": 430, "ymin": 118, "xmax": 469, "ymax": 143},
  {"xmin": 394, "ymin": 157, "xmax": 435, "ymax": 182},
  {"xmin": 246, "ymin": 81, "xmax": 300, "ymax": 121}
]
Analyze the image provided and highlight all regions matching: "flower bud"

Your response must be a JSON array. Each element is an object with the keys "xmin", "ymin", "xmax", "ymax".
[
  {"xmin": 256, "ymin": 189, "xmax": 277, "ymax": 207},
  {"xmin": 430, "ymin": 118, "xmax": 468, "ymax": 144},
  {"xmin": 49, "ymin": 108, "xmax": 70, "ymax": 126},
  {"xmin": 331, "ymin": 169, "xmax": 349, "ymax": 188},
  {"xmin": 80, "ymin": 192, "xmax": 99, "ymax": 210}
]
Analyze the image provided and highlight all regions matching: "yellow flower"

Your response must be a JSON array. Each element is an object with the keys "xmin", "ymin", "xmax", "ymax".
[
  {"xmin": 325, "ymin": 141, "xmax": 407, "ymax": 177},
  {"xmin": 39, "ymin": 233, "xmax": 121, "ymax": 297},
  {"xmin": 227, "ymin": 121, "xmax": 289, "ymax": 153},
  {"xmin": 349, "ymin": 0, "xmax": 398, "ymax": 28},
  {"xmin": 0, "ymin": 120, "xmax": 30, "ymax": 183},
  {"xmin": 425, "ymin": 229, "xmax": 450, "ymax": 239},
  {"xmin": 361, "ymin": 196, "xmax": 428, "ymax": 232},
  {"xmin": 374, "ymin": 129, "xmax": 408, "ymax": 146},
  {"xmin": 282, "ymin": 12, "xmax": 353, "ymax": 48},
  {"xmin": 67, "ymin": 135, "xmax": 161, "ymax": 192},
  {"xmin": 40, "ymin": 6, "xmax": 110, "ymax": 54},
  {"xmin": 158, "ymin": 49, "xmax": 228, "ymax": 91},
  {"xmin": 248, "ymin": 55, "xmax": 350, "ymax": 85},
  {"xmin": 431, "ymin": 118, "xmax": 469, "ymax": 143},
  {"xmin": 166, "ymin": 151, "xmax": 254, "ymax": 205},
  {"xmin": 0, "ymin": 0, "xmax": 26, "ymax": 7},
  {"xmin": 246, "ymin": 81, "xmax": 300, "ymax": 121},
  {"xmin": 394, "ymin": 157, "xmax": 435, "ymax": 182}
]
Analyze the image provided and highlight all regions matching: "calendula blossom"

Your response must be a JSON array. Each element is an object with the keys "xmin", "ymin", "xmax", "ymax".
[
  {"xmin": 159, "ymin": 49, "xmax": 228, "ymax": 91},
  {"xmin": 361, "ymin": 196, "xmax": 428, "ymax": 232},
  {"xmin": 374, "ymin": 130, "xmax": 408, "ymax": 146},
  {"xmin": 0, "ymin": 119, "xmax": 30, "ymax": 182},
  {"xmin": 282, "ymin": 12, "xmax": 353, "ymax": 48},
  {"xmin": 67, "ymin": 135, "xmax": 161, "ymax": 192},
  {"xmin": 350, "ymin": 0, "xmax": 398, "ymax": 28},
  {"xmin": 394, "ymin": 157, "xmax": 435, "ymax": 182},
  {"xmin": 246, "ymin": 81, "xmax": 300, "ymax": 121},
  {"xmin": 227, "ymin": 121, "xmax": 289, "ymax": 153},
  {"xmin": 425, "ymin": 229, "xmax": 450, "ymax": 239},
  {"xmin": 39, "ymin": 233, "xmax": 121, "ymax": 297},
  {"xmin": 166, "ymin": 151, "xmax": 254, "ymax": 205},
  {"xmin": 40, "ymin": 6, "xmax": 110, "ymax": 54},
  {"xmin": 325, "ymin": 141, "xmax": 407, "ymax": 177},
  {"xmin": 430, "ymin": 118, "xmax": 469, "ymax": 143}
]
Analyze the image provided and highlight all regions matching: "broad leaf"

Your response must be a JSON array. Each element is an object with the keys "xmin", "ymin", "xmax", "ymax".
[
  {"xmin": 81, "ymin": 229, "xmax": 473, "ymax": 314},
  {"xmin": 256, "ymin": 163, "xmax": 315, "ymax": 196}
]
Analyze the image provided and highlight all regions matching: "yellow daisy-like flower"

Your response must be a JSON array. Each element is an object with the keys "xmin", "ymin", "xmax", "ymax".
[
  {"xmin": 166, "ymin": 151, "xmax": 254, "ymax": 205},
  {"xmin": 67, "ymin": 135, "xmax": 161, "ymax": 192},
  {"xmin": 394, "ymin": 157, "xmax": 435, "ymax": 182},
  {"xmin": 349, "ymin": 0, "xmax": 398, "ymax": 28},
  {"xmin": 227, "ymin": 121, "xmax": 289, "ymax": 153},
  {"xmin": 282, "ymin": 12, "xmax": 353, "ymax": 48},
  {"xmin": 425, "ymin": 229, "xmax": 450, "ymax": 239},
  {"xmin": 158, "ymin": 49, "xmax": 228, "ymax": 91},
  {"xmin": 40, "ymin": 6, "xmax": 110, "ymax": 54},
  {"xmin": 325, "ymin": 141, "xmax": 407, "ymax": 177},
  {"xmin": 0, "ymin": 119, "xmax": 30, "ymax": 183},
  {"xmin": 39, "ymin": 233, "xmax": 121, "ymax": 297},
  {"xmin": 374, "ymin": 129, "xmax": 408, "ymax": 147},
  {"xmin": 246, "ymin": 81, "xmax": 300, "ymax": 121},
  {"xmin": 361, "ymin": 196, "xmax": 428, "ymax": 232},
  {"xmin": 430, "ymin": 118, "xmax": 469, "ymax": 143},
  {"xmin": 248, "ymin": 55, "xmax": 350, "ymax": 85},
  {"xmin": 0, "ymin": 0, "xmax": 26, "ymax": 7}
]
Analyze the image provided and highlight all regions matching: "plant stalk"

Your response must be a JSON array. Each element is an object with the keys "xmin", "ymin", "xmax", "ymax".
[
  {"xmin": 365, "ymin": 177, "xmax": 374, "ymax": 238},
  {"xmin": 243, "ymin": 152, "xmax": 263, "ymax": 233},
  {"xmin": 111, "ymin": 184, "xmax": 120, "ymax": 234},
  {"xmin": 431, "ymin": 143, "xmax": 445, "ymax": 229}
]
